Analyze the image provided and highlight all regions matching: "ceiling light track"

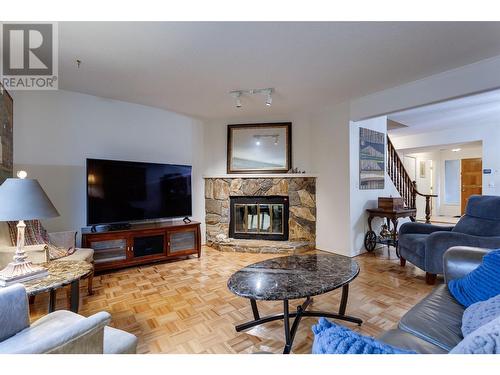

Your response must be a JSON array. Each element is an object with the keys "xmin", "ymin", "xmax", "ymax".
[{"xmin": 229, "ymin": 88, "xmax": 274, "ymax": 108}]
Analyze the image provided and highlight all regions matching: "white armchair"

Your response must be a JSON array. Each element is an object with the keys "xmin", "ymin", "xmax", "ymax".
[
  {"xmin": 0, "ymin": 284, "xmax": 137, "ymax": 354},
  {"xmin": 47, "ymin": 230, "xmax": 95, "ymax": 295},
  {"xmin": 48, "ymin": 231, "xmax": 78, "ymax": 250}
]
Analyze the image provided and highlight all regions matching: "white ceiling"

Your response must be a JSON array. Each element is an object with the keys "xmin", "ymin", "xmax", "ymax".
[
  {"xmin": 402, "ymin": 141, "xmax": 483, "ymax": 155},
  {"xmin": 388, "ymin": 89, "xmax": 500, "ymax": 136},
  {"xmin": 58, "ymin": 22, "xmax": 500, "ymax": 120}
]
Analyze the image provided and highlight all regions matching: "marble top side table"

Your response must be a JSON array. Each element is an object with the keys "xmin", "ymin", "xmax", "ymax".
[{"xmin": 8, "ymin": 260, "xmax": 93, "ymax": 313}]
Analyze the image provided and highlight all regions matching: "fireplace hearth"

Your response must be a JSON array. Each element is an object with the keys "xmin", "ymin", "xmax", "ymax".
[{"xmin": 229, "ymin": 196, "xmax": 289, "ymax": 241}]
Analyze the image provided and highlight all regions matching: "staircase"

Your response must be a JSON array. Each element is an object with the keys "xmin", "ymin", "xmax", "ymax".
[{"xmin": 387, "ymin": 136, "xmax": 437, "ymax": 223}]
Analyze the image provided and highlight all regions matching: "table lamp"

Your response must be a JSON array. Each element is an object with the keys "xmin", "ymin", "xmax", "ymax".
[{"xmin": 0, "ymin": 171, "xmax": 60, "ymax": 286}]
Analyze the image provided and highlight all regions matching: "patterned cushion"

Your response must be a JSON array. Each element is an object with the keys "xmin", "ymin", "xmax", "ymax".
[{"xmin": 7, "ymin": 220, "xmax": 75, "ymax": 260}]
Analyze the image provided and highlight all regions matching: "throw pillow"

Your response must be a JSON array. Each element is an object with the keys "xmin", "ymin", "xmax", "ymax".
[
  {"xmin": 462, "ymin": 294, "xmax": 500, "ymax": 337},
  {"xmin": 7, "ymin": 220, "xmax": 75, "ymax": 261},
  {"xmin": 450, "ymin": 316, "xmax": 500, "ymax": 354},
  {"xmin": 312, "ymin": 318, "xmax": 415, "ymax": 354},
  {"xmin": 448, "ymin": 249, "xmax": 500, "ymax": 307}
]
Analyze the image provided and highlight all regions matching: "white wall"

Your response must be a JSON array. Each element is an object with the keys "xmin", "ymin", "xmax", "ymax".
[
  {"xmin": 203, "ymin": 112, "xmax": 312, "ymax": 175},
  {"xmin": 349, "ymin": 116, "xmax": 401, "ymax": 256},
  {"xmin": 201, "ymin": 108, "xmax": 355, "ymax": 256},
  {"xmin": 309, "ymin": 103, "xmax": 352, "ymax": 256},
  {"xmin": 12, "ymin": 90, "xmax": 206, "ymax": 243}
]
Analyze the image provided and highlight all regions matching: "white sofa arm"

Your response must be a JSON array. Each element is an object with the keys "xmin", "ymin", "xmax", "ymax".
[
  {"xmin": 0, "ymin": 311, "xmax": 111, "ymax": 354},
  {"xmin": 48, "ymin": 231, "xmax": 77, "ymax": 248},
  {"xmin": 0, "ymin": 244, "xmax": 49, "ymax": 268}
]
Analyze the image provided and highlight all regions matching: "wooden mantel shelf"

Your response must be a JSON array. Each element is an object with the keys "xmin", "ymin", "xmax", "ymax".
[{"xmin": 203, "ymin": 174, "xmax": 318, "ymax": 179}]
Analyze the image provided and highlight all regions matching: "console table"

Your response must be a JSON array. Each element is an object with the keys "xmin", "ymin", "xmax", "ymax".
[
  {"xmin": 364, "ymin": 208, "xmax": 416, "ymax": 256},
  {"xmin": 82, "ymin": 221, "xmax": 201, "ymax": 272}
]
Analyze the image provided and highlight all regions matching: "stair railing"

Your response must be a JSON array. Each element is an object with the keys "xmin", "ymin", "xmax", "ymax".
[{"xmin": 387, "ymin": 136, "xmax": 437, "ymax": 223}]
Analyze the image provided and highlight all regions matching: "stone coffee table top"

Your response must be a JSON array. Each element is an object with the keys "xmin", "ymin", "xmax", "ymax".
[
  {"xmin": 20, "ymin": 261, "xmax": 93, "ymax": 296},
  {"xmin": 227, "ymin": 253, "xmax": 359, "ymax": 301}
]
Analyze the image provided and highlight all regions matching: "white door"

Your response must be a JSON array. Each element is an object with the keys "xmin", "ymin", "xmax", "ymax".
[
  {"xmin": 403, "ymin": 156, "xmax": 417, "ymax": 181},
  {"xmin": 416, "ymin": 159, "xmax": 434, "ymax": 220}
]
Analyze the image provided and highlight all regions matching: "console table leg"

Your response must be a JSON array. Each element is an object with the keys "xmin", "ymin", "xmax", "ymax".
[
  {"xmin": 250, "ymin": 299, "xmax": 260, "ymax": 320},
  {"xmin": 49, "ymin": 290, "xmax": 56, "ymax": 313},
  {"xmin": 339, "ymin": 284, "xmax": 349, "ymax": 315},
  {"xmin": 367, "ymin": 215, "xmax": 374, "ymax": 232},
  {"xmin": 70, "ymin": 280, "xmax": 80, "ymax": 313}
]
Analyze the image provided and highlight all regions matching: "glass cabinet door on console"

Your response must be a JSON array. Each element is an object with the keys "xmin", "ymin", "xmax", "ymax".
[
  {"xmin": 88, "ymin": 236, "xmax": 130, "ymax": 265},
  {"xmin": 167, "ymin": 228, "xmax": 198, "ymax": 256},
  {"xmin": 131, "ymin": 230, "xmax": 167, "ymax": 259}
]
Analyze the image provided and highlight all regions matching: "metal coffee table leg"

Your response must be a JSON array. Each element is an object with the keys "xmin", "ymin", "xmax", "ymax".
[
  {"xmin": 250, "ymin": 299, "xmax": 260, "ymax": 320},
  {"xmin": 339, "ymin": 284, "xmax": 349, "ymax": 315},
  {"xmin": 283, "ymin": 300, "xmax": 292, "ymax": 354},
  {"xmin": 235, "ymin": 290, "xmax": 362, "ymax": 354}
]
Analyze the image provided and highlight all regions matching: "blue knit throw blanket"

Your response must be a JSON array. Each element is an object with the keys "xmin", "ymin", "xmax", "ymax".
[
  {"xmin": 448, "ymin": 249, "xmax": 500, "ymax": 307},
  {"xmin": 312, "ymin": 318, "xmax": 415, "ymax": 354}
]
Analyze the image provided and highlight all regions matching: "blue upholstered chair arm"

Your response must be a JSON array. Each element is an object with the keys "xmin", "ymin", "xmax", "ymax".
[
  {"xmin": 427, "ymin": 231, "xmax": 500, "ymax": 249},
  {"xmin": 425, "ymin": 232, "xmax": 500, "ymax": 274},
  {"xmin": 0, "ymin": 284, "xmax": 30, "ymax": 342},
  {"xmin": 399, "ymin": 222, "xmax": 454, "ymax": 236}
]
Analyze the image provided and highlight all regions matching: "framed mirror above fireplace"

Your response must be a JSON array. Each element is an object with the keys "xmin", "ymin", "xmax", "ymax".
[
  {"xmin": 227, "ymin": 123, "xmax": 292, "ymax": 174},
  {"xmin": 229, "ymin": 196, "xmax": 289, "ymax": 241}
]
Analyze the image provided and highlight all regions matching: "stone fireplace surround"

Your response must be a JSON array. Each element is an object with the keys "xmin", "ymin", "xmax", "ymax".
[{"xmin": 204, "ymin": 175, "xmax": 317, "ymax": 254}]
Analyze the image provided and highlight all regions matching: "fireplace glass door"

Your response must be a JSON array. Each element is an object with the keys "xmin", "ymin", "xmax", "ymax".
[
  {"xmin": 234, "ymin": 204, "xmax": 283, "ymax": 235},
  {"xmin": 230, "ymin": 196, "xmax": 289, "ymax": 240}
]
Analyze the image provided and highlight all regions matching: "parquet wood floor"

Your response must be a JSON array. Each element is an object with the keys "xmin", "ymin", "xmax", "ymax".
[{"xmin": 29, "ymin": 246, "xmax": 436, "ymax": 354}]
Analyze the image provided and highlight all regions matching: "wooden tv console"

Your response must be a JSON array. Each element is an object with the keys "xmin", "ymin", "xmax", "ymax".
[{"xmin": 81, "ymin": 221, "xmax": 201, "ymax": 272}]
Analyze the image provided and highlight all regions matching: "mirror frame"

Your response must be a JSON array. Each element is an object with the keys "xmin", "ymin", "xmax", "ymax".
[{"xmin": 227, "ymin": 122, "xmax": 292, "ymax": 174}]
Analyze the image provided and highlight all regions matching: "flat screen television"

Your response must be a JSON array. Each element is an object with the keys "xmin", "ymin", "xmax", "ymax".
[{"xmin": 86, "ymin": 158, "xmax": 192, "ymax": 225}]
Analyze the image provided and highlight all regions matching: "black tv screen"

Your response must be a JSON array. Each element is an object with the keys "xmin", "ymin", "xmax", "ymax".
[{"xmin": 86, "ymin": 158, "xmax": 192, "ymax": 225}]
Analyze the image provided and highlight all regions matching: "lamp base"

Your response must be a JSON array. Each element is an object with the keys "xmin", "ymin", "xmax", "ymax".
[{"xmin": 0, "ymin": 261, "xmax": 48, "ymax": 287}]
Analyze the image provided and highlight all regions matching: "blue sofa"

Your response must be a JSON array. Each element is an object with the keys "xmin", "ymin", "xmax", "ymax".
[{"xmin": 398, "ymin": 195, "xmax": 500, "ymax": 284}]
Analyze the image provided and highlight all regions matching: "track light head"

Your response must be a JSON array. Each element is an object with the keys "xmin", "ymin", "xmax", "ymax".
[
  {"xmin": 229, "ymin": 88, "xmax": 274, "ymax": 108},
  {"xmin": 266, "ymin": 94, "xmax": 272, "ymax": 106},
  {"xmin": 230, "ymin": 91, "xmax": 243, "ymax": 108},
  {"xmin": 264, "ymin": 88, "xmax": 273, "ymax": 107}
]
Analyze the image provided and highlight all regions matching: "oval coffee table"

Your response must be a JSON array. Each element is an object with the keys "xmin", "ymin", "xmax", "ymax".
[{"xmin": 227, "ymin": 253, "xmax": 362, "ymax": 354}]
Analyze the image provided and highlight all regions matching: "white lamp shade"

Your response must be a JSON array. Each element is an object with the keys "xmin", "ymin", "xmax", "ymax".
[{"xmin": 0, "ymin": 178, "xmax": 59, "ymax": 221}]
